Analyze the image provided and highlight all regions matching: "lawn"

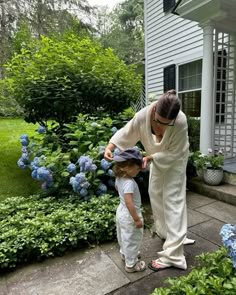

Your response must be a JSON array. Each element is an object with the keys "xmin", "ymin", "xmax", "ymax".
[{"xmin": 0, "ymin": 118, "xmax": 41, "ymax": 201}]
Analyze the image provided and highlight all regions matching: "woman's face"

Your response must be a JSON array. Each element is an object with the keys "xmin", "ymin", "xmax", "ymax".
[{"xmin": 152, "ymin": 107, "xmax": 174, "ymax": 135}]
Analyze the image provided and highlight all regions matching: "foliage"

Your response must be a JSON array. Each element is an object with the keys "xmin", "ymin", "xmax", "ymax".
[
  {"xmin": 220, "ymin": 224, "xmax": 236, "ymax": 269},
  {"xmin": 0, "ymin": 81, "xmax": 22, "ymax": 117},
  {"xmin": 192, "ymin": 148, "xmax": 224, "ymax": 170},
  {"xmin": 3, "ymin": 34, "xmax": 141, "ymax": 125},
  {"xmin": 16, "ymin": 111, "xmax": 143, "ymax": 198},
  {"xmin": 94, "ymin": 0, "xmax": 144, "ymax": 65},
  {"xmin": 0, "ymin": 193, "xmax": 119, "ymax": 270},
  {"xmin": 151, "ymin": 247, "xmax": 236, "ymax": 295},
  {"xmin": 0, "ymin": 0, "xmax": 93, "ymax": 77},
  {"xmin": 0, "ymin": 118, "xmax": 40, "ymax": 202},
  {"xmin": 187, "ymin": 116, "xmax": 200, "ymax": 152}
]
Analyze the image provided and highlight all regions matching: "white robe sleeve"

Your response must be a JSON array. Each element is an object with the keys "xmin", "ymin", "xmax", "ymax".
[{"xmin": 109, "ymin": 113, "xmax": 141, "ymax": 150}]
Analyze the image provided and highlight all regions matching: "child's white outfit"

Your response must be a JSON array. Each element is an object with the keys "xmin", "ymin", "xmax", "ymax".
[{"xmin": 115, "ymin": 177, "xmax": 143, "ymax": 267}]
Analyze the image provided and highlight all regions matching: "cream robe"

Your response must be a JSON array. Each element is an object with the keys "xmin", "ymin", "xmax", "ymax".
[{"xmin": 110, "ymin": 102, "xmax": 189, "ymax": 269}]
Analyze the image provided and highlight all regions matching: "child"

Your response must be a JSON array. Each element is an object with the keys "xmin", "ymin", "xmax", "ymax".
[{"xmin": 113, "ymin": 148, "xmax": 150, "ymax": 273}]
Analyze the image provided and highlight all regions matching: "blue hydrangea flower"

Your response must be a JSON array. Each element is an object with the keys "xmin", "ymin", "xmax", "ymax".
[
  {"xmin": 99, "ymin": 146, "xmax": 105, "ymax": 155},
  {"xmin": 96, "ymin": 189, "xmax": 102, "ymax": 196},
  {"xmin": 108, "ymin": 179, "xmax": 115, "ymax": 188},
  {"xmin": 36, "ymin": 167, "xmax": 51, "ymax": 181},
  {"xmin": 20, "ymin": 138, "xmax": 29, "ymax": 146},
  {"xmin": 21, "ymin": 146, "xmax": 28, "ymax": 153},
  {"xmin": 113, "ymin": 148, "xmax": 120, "ymax": 156},
  {"xmin": 101, "ymin": 158, "xmax": 112, "ymax": 171},
  {"xmin": 77, "ymin": 156, "xmax": 93, "ymax": 172},
  {"xmin": 31, "ymin": 169, "xmax": 38, "ymax": 179},
  {"xmin": 21, "ymin": 153, "xmax": 29, "ymax": 160},
  {"xmin": 98, "ymin": 183, "xmax": 107, "ymax": 193},
  {"xmin": 80, "ymin": 181, "xmax": 90, "ymax": 189},
  {"xmin": 75, "ymin": 172, "xmax": 86, "ymax": 184},
  {"xmin": 220, "ymin": 224, "xmax": 236, "ymax": 268},
  {"xmin": 80, "ymin": 188, "xmax": 88, "ymax": 197},
  {"xmin": 37, "ymin": 125, "xmax": 46, "ymax": 134},
  {"xmin": 111, "ymin": 126, "xmax": 118, "ymax": 134},
  {"xmin": 90, "ymin": 164, "xmax": 97, "ymax": 172},
  {"xmin": 67, "ymin": 163, "xmax": 76, "ymax": 173},
  {"xmin": 17, "ymin": 159, "xmax": 26, "ymax": 169},
  {"xmin": 20, "ymin": 134, "xmax": 28, "ymax": 140},
  {"xmin": 91, "ymin": 122, "xmax": 98, "ymax": 128},
  {"xmin": 107, "ymin": 169, "xmax": 114, "ymax": 177}
]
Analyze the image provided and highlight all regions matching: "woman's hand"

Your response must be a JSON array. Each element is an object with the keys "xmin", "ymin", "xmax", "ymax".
[
  {"xmin": 104, "ymin": 143, "xmax": 116, "ymax": 161},
  {"xmin": 142, "ymin": 155, "xmax": 153, "ymax": 169}
]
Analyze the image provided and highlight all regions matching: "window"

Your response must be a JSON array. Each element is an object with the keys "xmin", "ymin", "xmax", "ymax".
[
  {"xmin": 163, "ymin": 0, "xmax": 176, "ymax": 13},
  {"xmin": 163, "ymin": 64, "xmax": 176, "ymax": 92},
  {"xmin": 178, "ymin": 60, "xmax": 202, "ymax": 117}
]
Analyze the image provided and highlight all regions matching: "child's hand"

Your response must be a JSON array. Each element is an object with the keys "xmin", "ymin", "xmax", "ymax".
[{"xmin": 135, "ymin": 219, "xmax": 143, "ymax": 228}]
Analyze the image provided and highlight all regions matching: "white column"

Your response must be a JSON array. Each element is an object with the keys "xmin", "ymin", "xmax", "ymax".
[{"xmin": 200, "ymin": 24, "xmax": 214, "ymax": 153}]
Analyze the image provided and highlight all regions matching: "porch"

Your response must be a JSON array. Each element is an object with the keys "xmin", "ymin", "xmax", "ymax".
[{"xmin": 174, "ymin": 0, "xmax": 236, "ymax": 158}]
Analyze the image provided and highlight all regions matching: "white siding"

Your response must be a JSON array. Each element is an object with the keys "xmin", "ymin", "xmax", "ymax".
[{"xmin": 145, "ymin": 0, "xmax": 204, "ymax": 101}]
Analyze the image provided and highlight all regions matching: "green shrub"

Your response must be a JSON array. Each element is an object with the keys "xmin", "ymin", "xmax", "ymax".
[
  {"xmin": 151, "ymin": 247, "xmax": 236, "ymax": 295},
  {"xmin": 187, "ymin": 116, "xmax": 200, "ymax": 152},
  {"xmin": 17, "ymin": 111, "xmax": 142, "ymax": 198},
  {"xmin": 0, "ymin": 193, "xmax": 119, "ymax": 270},
  {"xmin": 3, "ymin": 34, "xmax": 142, "ymax": 126}
]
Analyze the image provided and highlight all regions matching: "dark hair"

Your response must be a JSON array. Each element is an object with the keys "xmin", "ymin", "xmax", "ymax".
[
  {"xmin": 113, "ymin": 159, "xmax": 142, "ymax": 178},
  {"xmin": 155, "ymin": 89, "xmax": 181, "ymax": 120}
]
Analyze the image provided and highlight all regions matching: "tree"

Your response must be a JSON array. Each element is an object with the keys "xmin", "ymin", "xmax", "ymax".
[
  {"xmin": 0, "ymin": 0, "xmax": 94, "ymax": 76},
  {"xmin": 94, "ymin": 0, "xmax": 144, "ymax": 65}
]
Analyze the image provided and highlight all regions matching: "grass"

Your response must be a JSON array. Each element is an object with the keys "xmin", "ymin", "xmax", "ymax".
[{"xmin": 0, "ymin": 118, "xmax": 41, "ymax": 201}]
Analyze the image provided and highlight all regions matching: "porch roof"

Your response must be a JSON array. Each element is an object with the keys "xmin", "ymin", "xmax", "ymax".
[{"xmin": 173, "ymin": 0, "xmax": 236, "ymax": 33}]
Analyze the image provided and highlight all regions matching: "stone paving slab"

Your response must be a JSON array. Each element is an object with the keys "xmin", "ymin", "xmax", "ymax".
[
  {"xmin": 195, "ymin": 200, "xmax": 236, "ymax": 224},
  {"xmin": 0, "ymin": 247, "xmax": 129, "ymax": 295},
  {"xmin": 0, "ymin": 190, "xmax": 235, "ymax": 295},
  {"xmin": 108, "ymin": 232, "xmax": 220, "ymax": 295},
  {"xmin": 186, "ymin": 191, "xmax": 216, "ymax": 209},
  {"xmin": 189, "ymin": 218, "xmax": 225, "ymax": 246},
  {"xmin": 188, "ymin": 178, "xmax": 236, "ymax": 206},
  {"xmin": 187, "ymin": 208, "xmax": 212, "ymax": 227},
  {"xmin": 0, "ymin": 279, "xmax": 7, "ymax": 295}
]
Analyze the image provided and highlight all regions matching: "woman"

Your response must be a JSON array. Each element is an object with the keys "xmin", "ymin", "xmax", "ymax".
[{"xmin": 104, "ymin": 89, "xmax": 194, "ymax": 271}]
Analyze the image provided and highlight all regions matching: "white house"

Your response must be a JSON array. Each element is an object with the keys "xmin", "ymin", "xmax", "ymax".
[{"xmin": 144, "ymin": 0, "xmax": 236, "ymax": 159}]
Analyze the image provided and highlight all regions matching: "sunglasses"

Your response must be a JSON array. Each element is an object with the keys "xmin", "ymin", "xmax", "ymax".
[{"xmin": 153, "ymin": 113, "xmax": 176, "ymax": 126}]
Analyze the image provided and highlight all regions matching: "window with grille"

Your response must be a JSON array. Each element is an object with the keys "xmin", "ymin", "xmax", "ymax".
[
  {"xmin": 163, "ymin": 0, "xmax": 176, "ymax": 13},
  {"xmin": 178, "ymin": 60, "xmax": 202, "ymax": 117}
]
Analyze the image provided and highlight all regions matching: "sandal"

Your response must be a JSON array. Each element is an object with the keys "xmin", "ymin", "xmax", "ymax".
[
  {"xmin": 125, "ymin": 260, "xmax": 146, "ymax": 273},
  {"xmin": 148, "ymin": 259, "xmax": 171, "ymax": 272}
]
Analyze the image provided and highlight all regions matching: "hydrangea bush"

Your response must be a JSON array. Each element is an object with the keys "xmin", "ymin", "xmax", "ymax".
[
  {"xmin": 220, "ymin": 224, "xmax": 236, "ymax": 268},
  {"xmin": 17, "ymin": 111, "xmax": 147, "ymax": 200}
]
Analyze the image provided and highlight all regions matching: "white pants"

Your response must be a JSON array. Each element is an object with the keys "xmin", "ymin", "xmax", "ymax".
[
  {"xmin": 149, "ymin": 157, "xmax": 188, "ymax": 270},
  {"xmin": 116, "ymin": 204, "xmax": 143, "ymax": 267}
]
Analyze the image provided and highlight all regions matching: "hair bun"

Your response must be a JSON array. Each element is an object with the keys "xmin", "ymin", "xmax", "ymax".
[{"xmin": 167, "ymin": 89, "xmax": 176, "ymax": 95}]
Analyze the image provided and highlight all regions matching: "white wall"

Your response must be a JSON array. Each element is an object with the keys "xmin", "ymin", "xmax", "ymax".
[{"xmin": 145, "ymin": 0, "xmax": 204, "ymax": 101}]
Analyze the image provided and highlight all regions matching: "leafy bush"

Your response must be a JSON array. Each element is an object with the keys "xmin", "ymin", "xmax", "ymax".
[
  {"xmin": 192, "ymin": 149, "xmax": 224, "ymax": 171},
  {"xmin": 0, "ymin": 81, "xmax": 22, "ymax": 117},
  {"xmin": 0, "ymin": 194, "xmax": 119, "ymax": 270},
  {"xmin": 151, "ymin": 247, "xmax": 236, "ymax": 295},
  {"xmin": 187, "ymin": 116, "xmax": 200, "ymax": 152},
  {"xmin": 3, "ymin": 34, "xmax": 142, "ymax": 126},
  {"xmin": 16, "ymin": 111, "xmax": 150, "ymax": 199}
]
